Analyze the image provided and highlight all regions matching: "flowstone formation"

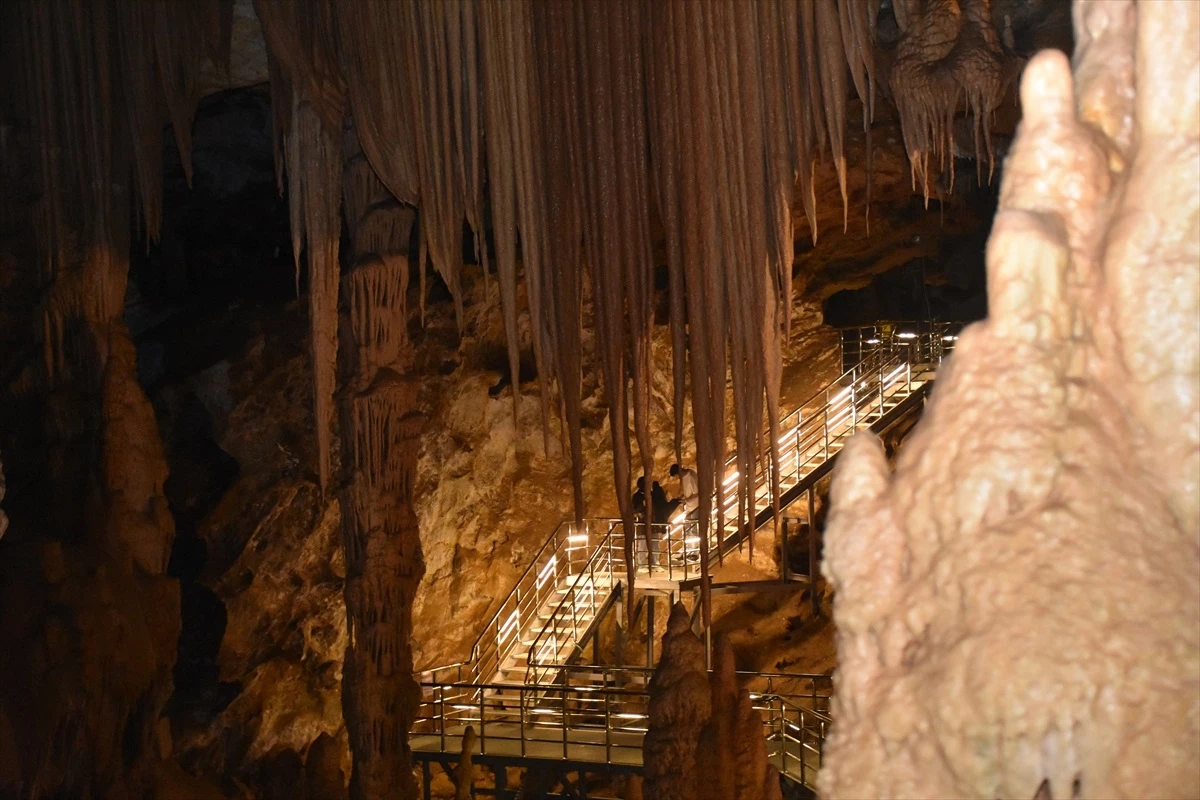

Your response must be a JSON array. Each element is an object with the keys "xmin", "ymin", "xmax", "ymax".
[
  {"xmin": 890, "ymin": 0, "xmax": 1016, "ymax": 199},
  {"xmin": 643, "ymin": 605, "xmax": 780, "ymax": 800},
  {"xmin": 822, "ymin": 2, "xmax": 1200, "ymax": 798}
]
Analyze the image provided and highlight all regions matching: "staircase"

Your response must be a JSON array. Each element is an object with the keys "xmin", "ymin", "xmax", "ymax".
[{"xmin": 413, "ymin": 325, "xmax": 957, "ymax": 792}]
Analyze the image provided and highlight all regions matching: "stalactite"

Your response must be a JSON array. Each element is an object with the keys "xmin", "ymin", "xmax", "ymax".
[
  {"xmin": 403, "ymin": 0, "xmax": 484, "ymax": 328},
  {"xmin": 153, "ymin": 0, "xmax": 228, "ymax": 188},
  {"xmin": 533, "ymin": 0, "xmax": 586, "ymax": 519},
  {"xmin": 334, "ymin": 0, "xmax": 420, "ymax": 206},
  {"xmin": 479, "ymin": 0, "xmax": 525, "ymax": 423},
  {"xmin": 256, "ymin": 0, "xmax": 346, "ymax": 496},
  {"xmin": 281, "ymin": 91, "xmax": 342, "ymax": 494},
  {"xmin": 254, "ymin": 0, "xmax": 344, "ymax": 135},
  {"xmin": 816, "ymin": 0, "xmax": 850, "ymax": 231},
  {"xmin": 507, "ymin": 1, "xmax": 555, "ymax": 450},
  {"xmin": 837, "ymin": 0, "xmax": 878, "ymax": 232},
  {"xmin": 646, "ymin": 0, "xmax": 689, "ymax": 465},
  {"xmin": 114, "ymin": 0, "xmax": 164, "ymax": 245}
]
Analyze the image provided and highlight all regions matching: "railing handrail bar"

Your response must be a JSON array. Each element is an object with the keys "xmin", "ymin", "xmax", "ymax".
[
  {"xmin": 423, "ymin": 519, "xmax": 574, "ymax": 674},
  {"xmin": 527, "ymin": 523, "xmax": 620, "ymax": 670},
  {"xmin": 781, "ymin": 347, "xmax": 896, "ymax": 423},
  {"xmin": 416, "ymin": 680, "xmax": 650, "ymax": 698}
]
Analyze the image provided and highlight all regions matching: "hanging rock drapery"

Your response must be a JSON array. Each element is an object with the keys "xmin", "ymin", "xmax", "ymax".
[
  {"xmin": 256, "ymin": 0, "xmax": 344, "ymax": 495},
  {"xmin": 890, "ymin": 0, "xmax": 1011, "ymax": 201}
]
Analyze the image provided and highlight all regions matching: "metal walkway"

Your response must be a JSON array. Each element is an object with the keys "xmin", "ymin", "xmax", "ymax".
[{"xmin": 412, "ymin": 325, "xmax": 957, "ymax": 797}]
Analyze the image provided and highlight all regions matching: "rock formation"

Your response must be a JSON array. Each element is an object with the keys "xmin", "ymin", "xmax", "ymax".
[
  {"xmin": 453, "ymin": 726, "xmax": 478, "ymax": 800},
  {"xmin": 822, "ymin": 2, "xmax": 1199, "ymax": 797},
  {"xmin": 643, "ymin": 603, "xmax": 712, "ymax": 800},
  {"xmin": 306, "ymin": 732, "xmax": 348, "ymax": 800},
  {"xmin": 645, "ymin": 605, "xmax": 781, "ymax": 800},
  {"xmin": 696, "ymin": 636, "xmax": 783, "ymax": 800},
  {"xmin": 890, "ymin": 0, "xmax": 1016, "ymax": 198},
  {"xmin": 338, "ymin": 124, "xmax": 424, "ymax": 799}
]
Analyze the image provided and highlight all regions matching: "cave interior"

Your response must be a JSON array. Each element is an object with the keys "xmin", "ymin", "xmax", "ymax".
[{"xmin": 1, "ymin": 1, "xmax": 1197, "ymax": 799}]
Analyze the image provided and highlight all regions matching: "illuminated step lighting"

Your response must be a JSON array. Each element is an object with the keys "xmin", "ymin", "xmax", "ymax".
[
  {"xmin": 499, "ymin": 610, "xmax": 520, "ymax": 641},
  {"xmin": 865, "ymin": 338, "xmax": 880, "ymax": 344},
  {"xmin": 536, "ymin": 556, "xmax": 557, "ymax": 589},
  {"xmin": 896, "ymin": 331, "xmax": 916, "ymax": 339},
  {"xmin": 566, "ymin": 534, "xmax": 588, "ymax": 544}
]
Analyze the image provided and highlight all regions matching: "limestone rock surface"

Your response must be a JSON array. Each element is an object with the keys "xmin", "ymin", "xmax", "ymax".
[{"xmin": 822, "ymin": 5, "xmax": 1200, "ymax": 797}]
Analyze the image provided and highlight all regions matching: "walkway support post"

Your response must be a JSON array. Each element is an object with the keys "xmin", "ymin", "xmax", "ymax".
[
  {"xmin": 646, "ymin": 596, "xmax": 656, "ymax": 667},
  {"xmin": 808, "ymin": 488, "xmax": 818, "ymax": 617}
]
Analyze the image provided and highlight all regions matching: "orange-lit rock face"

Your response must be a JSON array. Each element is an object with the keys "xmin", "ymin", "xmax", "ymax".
[{"xmin": 822, "ymin": 3, "xmax": 1199, "ymax": 798}]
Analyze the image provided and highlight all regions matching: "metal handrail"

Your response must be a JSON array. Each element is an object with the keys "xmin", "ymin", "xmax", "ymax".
[
  {"xmin": 704, "ymin": 349, "xmax": 916, "ymax": 553},
  {"xmin": 426, "ymin": 519, "xmax": 585, "ymax": 682},
  {"xmin": 413, "ymin": 676, "xmax": 832, "ymax": 785},
  {"xmin": 526, "ymin": 522, "xmax": 619, "ymax": 682}
]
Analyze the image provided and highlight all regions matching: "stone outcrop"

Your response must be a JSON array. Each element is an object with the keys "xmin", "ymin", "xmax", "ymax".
[
  {"xmin": 822, "ymin": 3, "xmax": 1200, "ymax": 797},
  {"xmin": 645, "ymin": 605, "xmax": 780, "ymax": 800},
  {"xmin": 696, "ymin": 636, "xmax": 782, "ymax": 800},
  {"xmin": 643, "ymin": 603, "xmax": 712, "ymax": 800}
]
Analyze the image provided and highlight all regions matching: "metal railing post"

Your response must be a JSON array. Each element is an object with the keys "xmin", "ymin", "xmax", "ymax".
[
  {"xmin": 854, "ymin": 379, "xmax": 861, "ymax": 428},
  {"xmin": 822, "ymin": 405, "xmax": 829, "ymax": 460},
  {"xmin": 604, "ymin": 689, "xmax": 612, "ymax": 764},
  {"xmin": 799, "ymin": 708, "xmax": 807, "ymax": 786},
  {"xmin": 561, "ymin": 685, "xmax": 569, "ymax": 759},
  {"xmin": 878, "ymin": 366, "xmax": 885, "ymax": 418},
  {"xmin": 438, "ymin": 687, "xmax": 446, "ymax": 753},
  {"xmin": 478, "ymin": 686, "xmax": 486, "ymax": 756}
]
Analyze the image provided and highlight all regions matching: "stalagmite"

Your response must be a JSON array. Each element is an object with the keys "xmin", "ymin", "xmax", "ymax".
[
  {"xmin": 453, "ymin": 726, "xmax": 478, "ymax": 800},
  {"xmin": 643, "ymin": 604, "xmax": 711, "ymax": 800},
  {"xmin": 0, "ymin": 3, "xmax": 224, "ymax": 796},
  {"xmin": 822, "ymin": 4, "xmax": 1200, "ymax": 795},
  {"xmin": 645, "ymin": 615, "xmax": 782, "ymax": 800}
]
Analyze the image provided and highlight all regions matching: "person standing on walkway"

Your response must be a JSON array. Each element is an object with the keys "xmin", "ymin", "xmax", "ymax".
[{"xmin": 671, "ymin": 463, "xmax": 699, "ymax": 518}]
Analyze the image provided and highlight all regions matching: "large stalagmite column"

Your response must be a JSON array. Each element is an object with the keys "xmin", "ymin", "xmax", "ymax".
[
  {"xmin": 339, "ymin": 131, "xmax": 424, "ymax": 799},
  {"xmin": 821, "ymin": 3, "xmax": 1200, "ymax": 797}
]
